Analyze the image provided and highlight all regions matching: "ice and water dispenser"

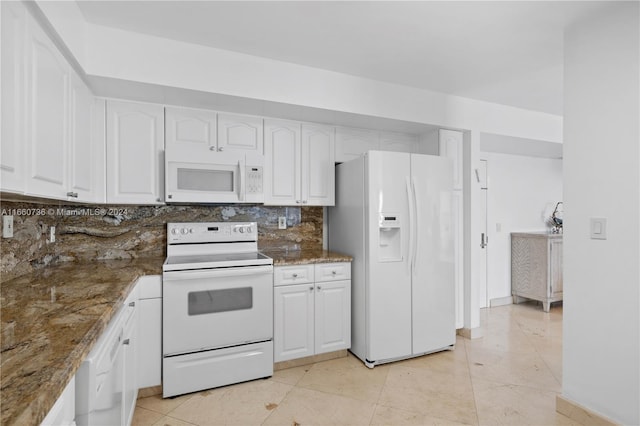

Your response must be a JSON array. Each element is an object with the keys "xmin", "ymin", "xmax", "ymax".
[{"xmin": 378, "ymin": 213, "xmax": 402, "ymax": 261}]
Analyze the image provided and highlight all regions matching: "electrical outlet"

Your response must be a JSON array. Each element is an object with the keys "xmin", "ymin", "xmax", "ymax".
[
  {"xmin": 3, "ymin": 215, "xmax": 14, "ymax": 238},
  {"xmin": 49, "ymin": 226, "xmax": 56, "ymax": 243},
  {"xmin": 278, "ymin": 217, "xmax": 287, "ymax": 230}
]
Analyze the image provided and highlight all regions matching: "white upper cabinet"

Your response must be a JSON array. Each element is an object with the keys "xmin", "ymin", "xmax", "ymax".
[
  {"xmin": 265, "ymin": 120, "xmax": 335, "ymax": 206},
  {"xmin": 106, "ymin": 100, "xmax": 164, "ymax": 204},
  {"xmin": 439, "ymin": 129, "xmax": 464, "ymax": 190},
  {"xmin": 217, "ymin": 113, "xmax": 263, "ymax": 155},
  {"xmin": 24, "ymin": 14, "xmax": 69, "ymax": 200},
  {"xmin": 264, "ymin": 119, "xmax": 301, "ymax": 205},
  {"xmin": 302, "ymin": 124, "xmax": 335, "ymax": 206},
  {"xmin": 165, "ymin": 106, "xmax": 217, "ymax": 156},
  {"xmin": 1, "ymin": 1, "xmax": 26, "ymax": 194},
  {"xmin": 379, "ymin": 131, "xmax": 418, "ymax": 153},
  {"xmin": 2, "ymin": 3, "xmax": 103, "ymax": 202},
  {"xmin": 68, "ymin": 75, "xmax": 105, "ymax": 203},
  {"xmin": 335, "ymin": 127, "xmax": 379, "ymax": 163}
]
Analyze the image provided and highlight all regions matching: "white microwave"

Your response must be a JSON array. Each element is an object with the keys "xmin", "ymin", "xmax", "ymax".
[{"xmin": 165, "ymin": 150, "xmax": 264, "ymax": 203}]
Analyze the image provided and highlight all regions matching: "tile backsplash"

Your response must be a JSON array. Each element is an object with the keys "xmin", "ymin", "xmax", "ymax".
[{"xmin": 0, "ymin": 201, "xmax": 323, "ymax": 281}]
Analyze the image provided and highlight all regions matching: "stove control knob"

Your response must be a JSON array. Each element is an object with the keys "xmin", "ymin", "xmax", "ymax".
[
  {"xmin": 181, "ymin": 228, "xmax": 189, "ymax": 235},
  {"xmin": 171, "ymin": 228, "xmax": 178, "ymax": 235},
  {"xmin": 239, "ymin": 227, "xmax": 244, "ymax": 233},
  {"xmin": 247, "ymin": 226, "xmax": 253, "ymax": 233},
  {"xmin": 189, "ymin": 228, "xmax": 194, "ymax": 234}
]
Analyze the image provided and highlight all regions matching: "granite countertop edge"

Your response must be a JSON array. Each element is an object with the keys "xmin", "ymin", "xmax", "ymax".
[
  {"xmin": 1, "ymin": 257, "xmax": 164, "ymax": 425},
  {"xmin": 260, "ymin": 248, "xmax": 353, "ymax": 266}
]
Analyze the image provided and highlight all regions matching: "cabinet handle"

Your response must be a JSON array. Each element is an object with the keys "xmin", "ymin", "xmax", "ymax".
[
  {"xmin": 123, "ymin": 338, "xmax": 130, "ymax": 345},
  {"xmin": 332, "ymin": 270, "xmax": 337, "ymax": 275},
  {"xmin": 296, "ymin": 200, "xmax": 301, "ymax": 204},
  {"xmin": 66, "ymin": 192, "xmax": 78, "ymax": 198},
  {"xmin": 317, "ymin": 285, "xmax": 322, "ymax": 290},
  {"xmin": 218, "ymin": 147, "xmax": 224, "ymax": 152},
  {"xmin": 209, "ymin": 146, "xmax": 216, "ymax": 151},
  {"xmin": 156, "ymin": 198, "xmax": 162, "ymax": 203},
  {"xmin": 309, "ymin": 286, "xmax": 314, "ymax": 292},
  {"xmin": 128, "ymin": 301, "xmax": 135, "ymax": 307},
  {"xmin": 292, "ymin": 273, "xmax": 298, "ymax": 278},
  {"xmin": 303, "ymin": 200, "xmax": 308, "ymax": 204}
]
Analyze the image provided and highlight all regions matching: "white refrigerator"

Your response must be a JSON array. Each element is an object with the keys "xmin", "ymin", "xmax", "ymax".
[{"xmin": 328, "ymin": 151, "xmax": 455, "ymax": 367}]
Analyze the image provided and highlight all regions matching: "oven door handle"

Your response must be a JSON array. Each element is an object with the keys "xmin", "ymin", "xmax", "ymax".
[{"xmin": 163, "ymin": 265, "xmax": 273, "ymax": 281}]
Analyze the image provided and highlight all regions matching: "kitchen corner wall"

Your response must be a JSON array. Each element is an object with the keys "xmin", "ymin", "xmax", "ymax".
[{"xmin": 0, "ymin": 200, "xmax": 323, "ymax": 281}]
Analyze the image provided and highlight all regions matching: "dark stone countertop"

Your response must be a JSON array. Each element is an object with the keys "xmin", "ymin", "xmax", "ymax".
[
  {"xmin": 0, "ymin": 257, "xmax": 164, "ymax": 425},
  {"xmin": 261, "ymin": 248, "xmax": 353, "ymax": 266}
]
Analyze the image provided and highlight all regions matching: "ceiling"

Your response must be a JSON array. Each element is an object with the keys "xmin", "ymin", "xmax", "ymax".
[{"xmin": 75, "ymin": 1, "xmax": 610, "ymax": 116}]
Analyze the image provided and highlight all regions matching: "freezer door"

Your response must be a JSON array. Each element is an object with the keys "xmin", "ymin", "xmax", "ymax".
[
  {"xmin": 366, "ymin": 151, "xmax": 413, "ymax": 362},
  {"xmin": 410, "ymin": 154, "xmax": 456, "ymax": 354}
]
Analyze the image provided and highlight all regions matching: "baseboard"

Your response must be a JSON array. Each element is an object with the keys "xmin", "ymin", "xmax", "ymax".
[
  {"xmin": 556, "ymin": 395, "xmax": 619, "ymax": 426},
  {"xmin": 274, "ymin": 350, "xmax": 348, "ymax": 371},
  {"xmin": 456, "ymin": 327, "xmax": 483, "ymax": 339},
  {"xmin": 137, "ymin": 385, "xmax": 162, "ymax": 398},
  {"xmin": 490, "ymin": 296, "xmax": 513, "ymax": 307}
]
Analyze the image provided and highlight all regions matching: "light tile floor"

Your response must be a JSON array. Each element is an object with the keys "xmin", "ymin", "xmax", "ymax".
[{"xmin": 134, "ymin": 302, "xmax": 578, "ymax": 426}]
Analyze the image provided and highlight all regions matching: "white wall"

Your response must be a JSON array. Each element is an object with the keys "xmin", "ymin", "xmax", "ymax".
[
  {"xmin": 484, "ymin": 152, "xmax": 563, "ymax": 303},
  {"xmin": 563, "ymin": 3, "xmax": 639, "ymax": 425}
]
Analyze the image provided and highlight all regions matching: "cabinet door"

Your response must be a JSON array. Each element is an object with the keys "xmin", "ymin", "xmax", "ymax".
[
  {"xmin": 302, "ymin": 124, "xmax": 335, "ymax": 206},
  {"xmin": 549, "ymin": 239, "xmax": 563, "ymax": 297},
  {"xmin": 314, "ymin": 280, "xmax": 350, "ymax": 354},
  {"xmin": 274, "ymin": 284, "xmax": 314, "ymax": 362},
  {"xmin": 439, "ymin": 129, "xmax": 463, "ymax": 190},
  {"xmin": 165, "ymin": 106, "xmax": 217, "ymax": 155},
  {"xmin": 379, "ymin": 131, "xmax": 417, "ymax": 153},
  {"xmin": 138, "ymin": 298, "xmax": 161, "ymax": 388},
  {"xmin": 106, "ymin": 100, "xmax": 164, "ymax": 204},
  {"xmin": 1, "ymin": 1, "xmax": 26, "ymax": 193},
  {"xmin": 217, "ymin": 113, "xmax": 263, "ymax": 154},
  {"xmin": 335, "ymin": 127, "xmax": 379, "ymax": 163},
  {"xmin": 122, "ymin": 301, "xmax": 138, "ymax": 426},
  {"xmin": 25, "ymin": 16, "xmax": 69, "ymax": 200},
  {"xmin": 68, "ymin": 74, "xmax": 95, "ymax": 202},
  {"xmin": 264, "ymin": 119, "xmax": 300, "ymax": 206}
]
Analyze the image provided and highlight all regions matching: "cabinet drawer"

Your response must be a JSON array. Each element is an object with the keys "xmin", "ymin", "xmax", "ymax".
[
  {"xmin": 274, "ymin": 265, "xmax": 314, "ymax": 286},
  {"xmin": 314, "ymin": 262, "xmax": 351, "ymax": 282}
]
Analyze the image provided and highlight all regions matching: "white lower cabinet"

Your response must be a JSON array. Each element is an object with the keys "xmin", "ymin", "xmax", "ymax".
[
  {"xmin": 41, "ymin": 376, "xmax": 75, "ymax": 426},
  {"xmin": 76, "ymin": 282, "xmax": 139, "ymax": 426},
  {"xmin": 137, "ymin": 275, "xmax": 162, "ymax": 389},
  {"xmin": 274, "ymin": 263, "xmax": 351, "ymax": 363}
]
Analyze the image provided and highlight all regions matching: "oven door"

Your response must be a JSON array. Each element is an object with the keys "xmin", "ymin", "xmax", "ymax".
[{"xmin": 163, "ymin": 265, "xmax": 273, "ymax": 356}]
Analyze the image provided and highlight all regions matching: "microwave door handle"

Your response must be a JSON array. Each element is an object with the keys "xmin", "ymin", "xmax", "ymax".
[{"xmin": 238, "ymin": 159, "xmax": 245, "ymax": 202}]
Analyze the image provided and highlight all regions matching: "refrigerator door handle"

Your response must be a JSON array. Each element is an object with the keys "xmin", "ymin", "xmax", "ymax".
[
  {"xmin": 411, "ymin": 176, "xmax": 418, "ymax": 274},
  {"xmin": 406, "ymin": 177, "xmax": 415, "ymax": 271}
]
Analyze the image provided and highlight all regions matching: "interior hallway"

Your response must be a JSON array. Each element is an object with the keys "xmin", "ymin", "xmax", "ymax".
[{"xmin": 133, "ymin": 302, "xmax": 571, "ymax": 425}]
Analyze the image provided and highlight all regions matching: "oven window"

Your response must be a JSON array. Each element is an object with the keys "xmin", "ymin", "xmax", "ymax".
[
  {"xmin": 188, "ymin": 287, "xmax": 253, "ymax": 316},
  {"xmin": 177, "ymin": 168, "xmax": 234, "ymax": 192}
]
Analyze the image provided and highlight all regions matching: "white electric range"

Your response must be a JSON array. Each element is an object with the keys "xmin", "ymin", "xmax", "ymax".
[{"xmin": 162, "ymin": 221, "xmax": 273, "ymax": 398}]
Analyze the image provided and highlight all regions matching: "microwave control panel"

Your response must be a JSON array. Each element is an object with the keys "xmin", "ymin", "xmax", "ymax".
[{"xmin": 246, "ymin": 166, "xmax": 263, "ymax": 194}]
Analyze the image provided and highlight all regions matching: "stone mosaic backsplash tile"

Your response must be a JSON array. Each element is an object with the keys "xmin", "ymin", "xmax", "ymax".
[{"xmin": 0, "ymin": 201, "xmax": 323, "ymax": 281}]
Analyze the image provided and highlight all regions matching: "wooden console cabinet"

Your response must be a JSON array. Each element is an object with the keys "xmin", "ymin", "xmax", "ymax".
[{"xmin": 511, "ymin": 232, "xmax": 563, "ymax": 312}]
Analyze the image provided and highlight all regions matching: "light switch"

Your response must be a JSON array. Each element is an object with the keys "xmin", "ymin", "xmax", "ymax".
[{"xmin": 590, "ymin": 218, "xmax": 607, "ymax": 240}]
